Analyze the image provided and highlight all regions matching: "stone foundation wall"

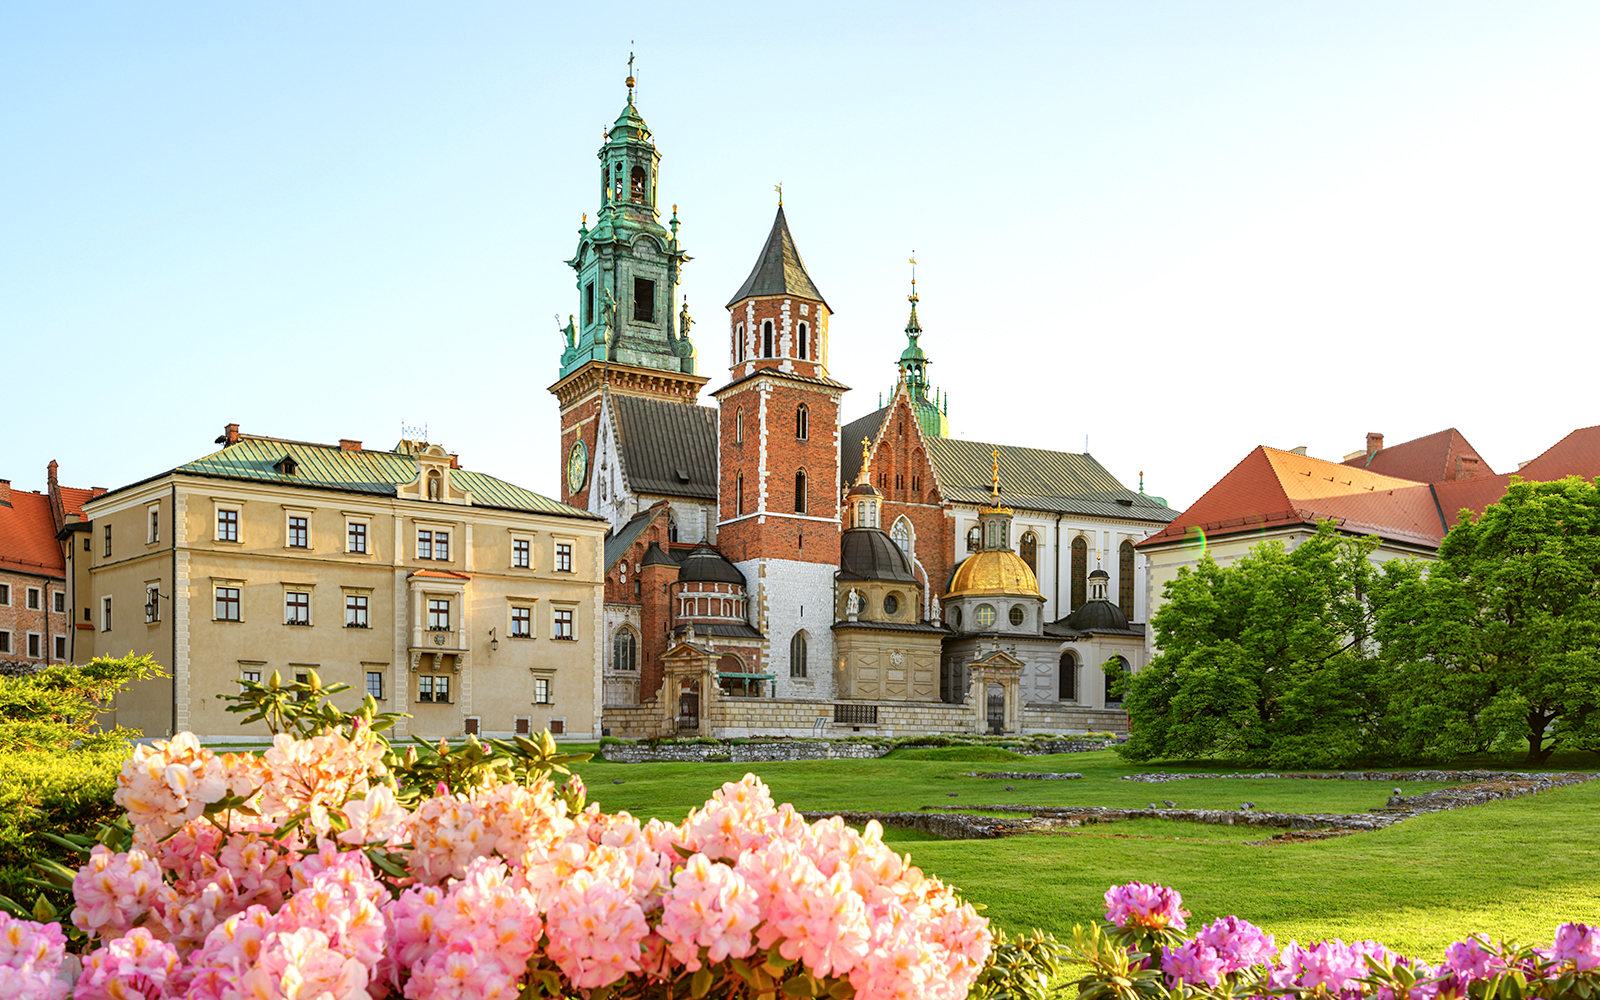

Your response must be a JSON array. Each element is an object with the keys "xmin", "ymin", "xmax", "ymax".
[
  {"xmin": 1021, "ymin": 705, "xmax": 1129, "ymax": 735},
  {"xmin": 602, "ymin": 741, "xmax": 892, "ymax": 764},
  {"xmin": 602, "ymin": 697, "xmax": 983, "ymax": 739}
]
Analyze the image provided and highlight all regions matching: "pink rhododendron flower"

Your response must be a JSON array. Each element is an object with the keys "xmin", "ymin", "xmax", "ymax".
[
  {"xmin": 388, "ymin": 857, "xmax": 541, "ymax": 1000},
  {"xmin": 1195, "ymin": 914, "xmax": 1277, "ymax": 972},
  {"xmin": 544, "ymin": 867, "xmax": 649, "ymax": 988},
  {"xmin": 1103, "ymin": 881, "xmax": 1188, "ymax": 931},
  {"xmin": 70, "ymin": 846, "xmax": 162, "ymax": 941},
  {"xmin": 1443, "ymin": 935, "xmax": 1504, "ymax": 981},
  {"xmin": 1163, "ymin": 938, "xmax": 1225, "ymax": 988},
  {"xmin": 659, "ymin": 853, "xmax": 761, "ymax": 970},
  {"xmin": 0, "ymin": 912, "xmax": 71, "ymax": 1000},
  {"xmin": 338, "ymin": 785, "xmax": 409, "ymax": 847},
  {"xmin": 74, "ymin": 928, "xmax": 179, "ymax": 1000},
  {"xmin": 1275, "ymin": 938, "xmax": 1371, "ymax": 994},
  {"xmin": 1555, "ymin": 923, "xmax": 1600, "ymax": 971},
  {"xmin": 255, "ymin": 729, "xmax": 388, "ymax": 835},
  {"xmin": 115, "ymin": 733, "xmax": 233, "ymax": 839}
]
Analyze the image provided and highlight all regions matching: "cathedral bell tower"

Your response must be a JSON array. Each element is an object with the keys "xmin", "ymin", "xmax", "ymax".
[{"xmin": 549, "ymin": 58, "xmax": 708, "ymax": 509}]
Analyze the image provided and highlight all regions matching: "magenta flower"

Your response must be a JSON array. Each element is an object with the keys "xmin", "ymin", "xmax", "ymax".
[
  {"xmin": 1163, "ymin": 938, "xmax": 1226, "ymax": 987},
  {"xmin": 1103, "ymin": 882, "xmax": 1188, "ymax": 931},
  {"xmin": 1443, "ymin": 936, "xmax": 1503, "ymax": 980},
  {"xmin": 1195, "ymin": 914, "xmax": 1277, "ymax": 972},
  {"xmin": 1554, "ymin": 923, "xmax": 1600, "ymax": 971},
  {"xmin": 1281, "ymin": 938, "xmax": 1368, "ymax": 993}
]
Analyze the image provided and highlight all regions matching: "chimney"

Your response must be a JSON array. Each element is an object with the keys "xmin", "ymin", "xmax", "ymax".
[
  {"xmin": 0, "ymin": 479, "xmax": 10, "ymax": 504},
  {"xmin": 215, "ymin": 423, "xmax": 241, "ymax": 446},
  {"xmin": 91, "ymin": 487, "xmax": 107, "ymax": 498},
  {"xmin": 1366, "ymin": 432, "xmax": 1384, "ymax": 456},
  {"xmin": 48, "ymin": 460, "xmax": 58, "ymax": 487},
  {"xmin": 339, "ymin": 439, "xmax": 362, "ymax": 451},
  {"xmin": 449, "ymin": 454, "xmax": 460, "ymax": 470}
]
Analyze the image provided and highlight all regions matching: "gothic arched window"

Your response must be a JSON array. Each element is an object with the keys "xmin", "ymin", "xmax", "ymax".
[
  {"xmin": 966, "ymin": 525, "xmax": 980, "ymax": 553},
  {"xmin": 1020, "ymin": 531, "xmax": 1038, "ymax": 574},
  {"xmin": 796, "ymin": 405, "xmax": 808, "ymax": 440},
  {"xmin": 794, "ymin": 469, "xmax": 807, "ymax": 514},
  {"xmin": 1058, "ymin": 651, "xmax": 1077, "ymax": 700},
  {"xmin": 736, "ymin": 473, "xmax": 744, "ymax": 516},
  {"xmin": 667, "ymin": 510, "xmax": 679, "ymax": 543},
  {"xmin": 737, "ymin": 323, "xmax": 746, "ymax": 362},
  {"xmin": 1119, "ymin": 540, "xmax": 1136, "ymax": 618},
  {"xmin": 612, "ymin": 628, "xmax": 637, "ymax": 672},
  {"xmin": 1071, "ymin": 537, "xmax": 1088, "ymax": 610},
  {"xmin": 797, "ymin": 321, "xmax": 809, "ymax": 359},
  {"xmin": 891, "ymin": 518, "xmax": 913, "ymax": 560},
  {"xmin": 790, "ymin": 631, "xmax": 808, "ymax": 678},
  {"xmin": 763, "ymin": 320, "xmax": 774, "ymax": 358}
]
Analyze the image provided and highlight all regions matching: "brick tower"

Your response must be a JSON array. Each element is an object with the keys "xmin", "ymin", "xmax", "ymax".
[
  {"xmin": 712, "ymin": 202, "xmax": 847, "ymax": 695},
  {"xmin": 549, "ymin": 61, "xmax": 707, "ymax": 509}
]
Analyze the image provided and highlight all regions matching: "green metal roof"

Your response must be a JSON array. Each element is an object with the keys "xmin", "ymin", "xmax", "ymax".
[{"xmin": 169, "ymin": 437, "xmax": 601, "ymax": 520}]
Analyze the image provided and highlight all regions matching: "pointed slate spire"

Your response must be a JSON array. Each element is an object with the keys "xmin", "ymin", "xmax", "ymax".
[{"xmin": 726, "ymin": 206, "xmax": 829, "ymax": 308}]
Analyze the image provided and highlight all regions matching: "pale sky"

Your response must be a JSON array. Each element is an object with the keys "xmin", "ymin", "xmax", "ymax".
[{"xmin": 4, "ymin": 3, "xmax": 1597, "ymax": 512}]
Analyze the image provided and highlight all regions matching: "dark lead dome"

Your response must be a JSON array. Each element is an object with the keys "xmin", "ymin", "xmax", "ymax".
[
  {"xmin": 1065, "ymin": 598, "xmax": 1129, "ymax": 632},
  {"xmin": 678, "ymin": 543, "xmax": 745, "ymax": 585},
  {"xmin": 838, "ymin": 528, "xmax": 917, "ymax": 583},
  {"xmin": 847, "ymin": 480, "xmax": 881, "ymax": 498}
]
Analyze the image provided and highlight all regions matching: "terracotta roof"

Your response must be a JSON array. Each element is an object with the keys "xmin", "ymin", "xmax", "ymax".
[
  {"xmin": 0, "ymin": 489, "xmax": 66, "ymax": 578},
  {"xmin": 97, "ymin": 434, "xmax": 602, "ymax": 521},
  {"xmin": 408, "ymin": 569, "xmax": 472, "ymax": 581},
  {"xmin": 56, "ymin": 486, "xmax": 94, "ymax": 521},
  {"xmin": 1140, "ymin": 446, "xmax": 1442, "ymax": 549},
  {"xmin": 1342, "ymin": 428, "xmax": 1493, "ymax": 483},
  {"xmin": 611, "ymin": 395, "xmax": 719, "ymax": 500},
  {"xmin": 1514, "ymin": 425, "xmax": 1600, "ymax": 483}
]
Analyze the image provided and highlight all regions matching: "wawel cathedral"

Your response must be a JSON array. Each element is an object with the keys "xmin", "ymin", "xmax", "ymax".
[{"xmin": 549, "ymin": 73, "xmax": 1178, "ymax": 737}]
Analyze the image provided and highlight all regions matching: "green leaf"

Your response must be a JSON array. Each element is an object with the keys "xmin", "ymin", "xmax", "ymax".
[{"xmin": 690, "ymin": 967, "xmax": 715, "ymax": 998}]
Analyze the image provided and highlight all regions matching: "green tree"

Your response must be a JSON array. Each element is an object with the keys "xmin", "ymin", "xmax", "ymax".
[
  {"xmin": 1119, "ymin": 523, "xmax": 1390, "ymax": 766},
  {"xmin": 1382, "ymin": 477, "xmax": 1600, "ymax": 765},
  {"xmin": 0, "ymin": 654, "xmax": 165, "ymax": 753}
]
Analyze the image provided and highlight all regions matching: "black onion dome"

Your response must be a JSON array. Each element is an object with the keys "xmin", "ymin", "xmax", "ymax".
[
  {"xmin": 1065, "ymin": 599, "xmax": 1129, "ymax": 632},
  {"xmin": 1089, "ymin": 568, "xmax": 1110, "ymax": 580},
  {"xmin": 838, "ymin": 528, "xmax": 918, "ymax": 583},
  {"xmin": 847, "ymin": 480, "xmax": 881, "ymax": 498},
  {"xmin": 678, "ymin": 543, "xmax": 745, "ymax": 586}
]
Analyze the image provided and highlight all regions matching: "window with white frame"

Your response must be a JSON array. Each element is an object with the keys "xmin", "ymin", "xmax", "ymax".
[
  {"xmin": 287, "ymin": 515, "xmax": 309, "ymax": 548},
  {"xmin": 101, "ymin": 596, "xmax": 112, "ymax": 631},
  {"xmin": 240, "ymin": 667, "xmax": 262, "ymax": 685},
  {"xmin": 53, "ymin": 635, "xmax": 66, "ymax": 660},
  {"xmin": 418, "ymin": 674, "xmax": 450, "ymax": 703},
  {"xmin": 147, "ymin": 504, "xmax": 160, "ymax": 544},
  {"xmin": 26, "ymin": 588, "xmax": 40, "ymax": 610},
  {"xmin": 0, "ymin": 632, "xmax": 9, "ymax": 653},
  {"xmin": 427, "ymin": 598, "xmax": 450, "ymax": 631},
  {"xmin": 53, "ymin": 591, "xmax": 64, "ymax": 613},
  {"xmin": 510, "ymin": 606, "xmax": 532, "ymax": 638},
  {"xmin": 216, "ymin": 586, "xmax": 242, "ymax": 622},
  {"xmin": 285, "ymin": 591, "xmax": 311, "ymax": 626},
  {"xmin": 27, "ymin": 634, "xmax": 41, "ymax": 658},
  {"xmin": 555, "ymin": 542, "xmax": 573, "ymax": 573},
  {"xmin": 535, "ymin": 677, "xmax": 551, "ymax": 704},
  {"xmin": 104, "ymin": 524, "xmax": 112, "ymax": 557},
  {"xmin": 417, "ymin": 529, "xmax": 433, "ymax": 560},
  {"xmin": 0, "ymin": 584, "xmax": 8, "ymax": 605},
  {"xmin": 347, "ymin": 520, "xmax": 368, "ymax": 554},
  {"xmin": 366, "ymin": 671, "xmax": 384, "ymax": 699},
  {"xmin": 612, "ymin": 628, "xmax": 637, "ymax": 671},
  {"xmin": 552, "ymin": 607, "xmax": 573, "ymax": 640},
  {"xmin": 513, "ymin": 538, "xmax": 530, "ymax": 568},
  {"xmin": 217, "ymin": 507, "xmax": 239, "ymax": 543},
  {"xmin": 346, "ymin": 594, "xmax": 369, "ymax": 628},
  {"xmin": 434, "ymin": 530, "xmax": 450, "ymax": 561}
]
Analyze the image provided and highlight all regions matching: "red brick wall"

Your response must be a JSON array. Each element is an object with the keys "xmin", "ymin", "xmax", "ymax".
[
  {"xmin": 0, "ymin": 570, "xmax": 67, "ymax": 663},
  {"xmin": 862, "ymin": 394, "xmax": 953, "ymax": 616},
  {"xmin": 726, "ymin": 297, "xmax": 832, "ymax": 379},
  {"xmin": 559, "ymin": 395, "xmax": 603, "ymax": 510}
]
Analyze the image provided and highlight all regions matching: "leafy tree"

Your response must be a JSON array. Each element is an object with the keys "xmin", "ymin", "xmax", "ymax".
[
  {"xmin": 1381, "ymin": 477, "xmax": 1600, "ymax": 765},
  {"xmin": 0, "ymin": 654, "xmax": 165, "ymax": 753},
  {"xmin": 1118, "ymin": 523, "xmax": 1391, "ymax": 766}
]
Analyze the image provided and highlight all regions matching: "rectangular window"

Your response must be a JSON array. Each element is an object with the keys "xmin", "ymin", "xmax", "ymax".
[
  {"xmin": 535, "ymin": 677, "xmax": 551, "ymax": 704},
  {"xmin": 419, "ymin": 674, "xmax": 450, "ymax": 704},
  {"xmin": 0, "ymin": 584, "xmax": 8, "ymax": 605},
  {"xmin": 512, "ymin": 538, "xmax": 530, "ymax": 568},
  {"xmin": 148, "ymin": 505, "xmax": 159, "ymax": 544},
  {"xmin": 104, "ymin": 525, "xmax": 112, "ymax": 557},
  {"xmin": 555, "ymin": 543, "xmax": 573, "ymax": 573},
  {"xmin": 294, "ymin": 672, "xmax": 310, "ymax": 703},
  {"xmin": 348, "ymin": 521, "xmax": 367, "ymax": 554},
  {"xmin": 584, "ymin": 281, "xmax": 594, "ymax": 326},
  {"xmin": 27, "ymin": 634, "xmax": 41, "ymax": 658},
  {"xmin": 553, "ymin": 607, "xmax": 573, "ymax": 640},
  {"xmin": 53, "ymin": 591, "xmax": 65, "ymax": 613},
  {"xmin": 510, "ymin": 606, "xmax": 531, "ymax": 638},
  {"xmin": 53, "ymin": 635, "xmax": 66, "ymax": 660},
  {"xmin": 216, "ymin": 587, "xmax": 241, "ymax": 621},
  {"xmin": 633, "ymin": 277, "xmax": 656, "ymax": 322},
  {"xmin": 366, "ymin": 671, "xmax": 384, "ymax": 699},
  {"xmin": 418, "ymin": 675, "xmax": 434, "ymax": 703},
  {"xmin": 436, "ymin": 675, "xmax": 449, "ymax": 703},
  {"xmin": 241, "ymin": 669, "xmax": 261, "ymax": 685},
  {"xmin": 0, "ymin": 632, "xmax": 8, "ymax": 653},
  {"xmin": 218, "ymin": 508, "xmax": 239, "ymax": 542},
  {"xmin": 434, "ymin": 531, "xmax": 450, "ymax": 561},
  {"xmin": 145, "ymin": 585, "xmax": 160, "ymax": 623},
  {"xmin": 346, "ymin": 594, "xmax": 369, "ymax": 628},
  {"xmin": 101, "ymin": 596, "xmax": 112, "ymax": 631},
  {"xmin": 83, "ymin": 537, "xmax": 89, "ymax": 552},
  {"xmin": 288, "ymin": 516, "xmax": 309, "ymax": 548},
  {"xmin": 514, "ymin": 716, "xmax": 530, "ymax": 735},
  {"xmin": 26, "ymin": 588, "xmax": 40, "ymax": 610},
  {"xmin": 427, "ymin": 598, "xmax": 450, "ymax": 631},
  {"xmin": 417, "ymin": 530, "xmax": 433, "ymax": 560},
  {"xmin": 285, "ymin": 592, "xmax": 311, "ymax": 625}
]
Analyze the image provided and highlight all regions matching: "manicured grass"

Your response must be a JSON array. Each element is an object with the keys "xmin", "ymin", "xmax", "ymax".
[{"xmin": 571, "ymin": 748, "xmax": 1600, "ymax": 959}]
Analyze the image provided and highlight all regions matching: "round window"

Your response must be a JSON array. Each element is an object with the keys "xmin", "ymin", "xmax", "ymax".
[
  {"xmin": 975, "ymin": 604, "xmax": 997, "ymax": 629},
  {"xmin": 883, "ymin": 594, "xmax": 899, "ymax": 616},
  {"xmin": 1009, "ymin": 606, "xmax": 1025, "ymax": 626}
]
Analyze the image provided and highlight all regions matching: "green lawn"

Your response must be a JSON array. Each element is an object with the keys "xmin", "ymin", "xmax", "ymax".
[{"xmin": 569, "ymin": 748, "xmax": 1600, "ymax": 959}]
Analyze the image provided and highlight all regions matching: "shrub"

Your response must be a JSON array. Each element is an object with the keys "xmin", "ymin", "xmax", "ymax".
[{"xmin": 0, "ymin": 747, "xmax": 128, "ymax": 915}]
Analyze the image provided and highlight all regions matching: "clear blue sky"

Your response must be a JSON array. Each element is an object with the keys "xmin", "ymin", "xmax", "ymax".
[{"xmin": 4, "ymin": 3, "xmax": 1597, "ymax": 510}]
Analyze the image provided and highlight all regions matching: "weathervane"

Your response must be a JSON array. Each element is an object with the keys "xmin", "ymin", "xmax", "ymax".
[
  {"xmin": 774, "ymin": 182, "xmax": 783, "ymax": 206},
  {"xmin": 908, "ymin": 252, "xmax": 918, "ymax": 302}
]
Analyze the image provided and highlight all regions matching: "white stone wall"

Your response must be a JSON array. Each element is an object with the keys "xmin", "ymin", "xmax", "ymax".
[{"xmin": 734, "ymin": 556, "xmax": 838, "ymax": 702}]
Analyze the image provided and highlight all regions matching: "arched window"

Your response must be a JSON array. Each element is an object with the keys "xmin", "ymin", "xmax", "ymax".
[
  {"xmin": 796, "ymin": 405, "xmax": 808, "ymax": 440},
  {"xmin": 1020, "ymin": 531, "xmax": 1038, "ymax": 574},
  {"xmin": 763, "ymin": 320, "xmax": 774, "ymax": 358},
  {"xmin": 736, "ymin": 473, "xmax": 744, "ymax": 516},
  {"xmin": 1058, "ymin": 651, "xmax": 1077, "ymax": 700},
  {"xmin": 892, "ymin": 517, "xmax": 913, "ymax": 560},
  {"xmin": 966, "ymin": 525, "xmax": 980, "ymax": 553},
  {"xmin": 667, "ymin": 510, "xmax": 679, "ymax": 543},
  {"xmin": 734, "ymin": 408, "xmax": 743, "ymax": 444},
  {"xmin": 794, "ymin": 469, "xmax": 807, "ymax": 514},
  {"xmin": 1119, "ymin": 540, "xmax": 1136, "ymax": 618},
  {"xmin": 1071, "ymin": 537, "xmax": 1088, "ymax": 610},
  {"xmin": 737, "ymin": 323, "xmax": 746, "ymax": 362},
  {"xmin": 797, "ymin": 321, "xmax": 808, "ymax": 359},
  {"xmin": 612, "ymin": 628, "xmax": 637, "ymax": 672},
  {"xmin": 790, "ymin": 631, "xmax": 808, "ymax": 677},
  {"xmin": 630, "ymin": 166, "xmax": 647, "ymax": 202},
  {"xmin": 1106, "ymin": 655, "xmax": 1130, "ymax": 706}
]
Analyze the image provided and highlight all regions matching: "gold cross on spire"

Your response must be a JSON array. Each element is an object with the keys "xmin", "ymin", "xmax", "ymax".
[{"xmin": 626, "ymin": 49, "xmax": 636, "ymax": 101}]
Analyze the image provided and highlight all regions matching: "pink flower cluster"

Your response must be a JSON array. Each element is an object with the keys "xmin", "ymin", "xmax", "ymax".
[
  {"xmin": 1104, "ymin": 881, "xmax": 1189, "ymax": 931},
  {"xmin": 0, "ymin": 913, "xmax": 73, "ymax": 1000}
]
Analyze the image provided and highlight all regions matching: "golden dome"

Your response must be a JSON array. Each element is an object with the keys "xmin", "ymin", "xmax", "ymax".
[{"xmin": 946, "ymin": 550, "xmax": 1040, "ymax": 598}]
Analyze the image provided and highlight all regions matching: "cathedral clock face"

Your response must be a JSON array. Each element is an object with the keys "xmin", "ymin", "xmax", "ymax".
[{"xmin": 566, "ymin": 440, "xmax": 589, "ymax": 494}]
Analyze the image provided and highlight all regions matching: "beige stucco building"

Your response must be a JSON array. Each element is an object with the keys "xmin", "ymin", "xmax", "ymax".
[{"xmin": 75, "ymin": 424, "xmax": 608, "ymax": 742}]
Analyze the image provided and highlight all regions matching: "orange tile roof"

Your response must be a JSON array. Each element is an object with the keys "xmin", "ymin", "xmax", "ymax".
[
  {"xmin": 1514, "ymin": 425, "xmax": 1600, "ymax": 483},
  {"xmin": 0, "ymin": 489, "xmax": 66, "ymax": 578},
  {"xmin": 408, "ymin": 570, "xmax": 473, "ymax": 581},
  {"xmin": 1342, "ymin": 427, "xmax": 1493, "ymax": 483},
  {"xmin": 56, "ymin": 486, "xmax": 95, "ymax": 521}
]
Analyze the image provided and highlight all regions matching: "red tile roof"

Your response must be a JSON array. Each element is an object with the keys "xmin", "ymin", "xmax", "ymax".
[
  {"xmin": 408, "ymin": 570, "xmax": 472, "ymax": 581},
  {"xmin": 0, "ymin": 489, "xmax": 66, "ymax": 578},
  {"xmin": 1513, "ymin": 425, "xmax": 1600, "ymax": 483},
  {"xmin": 1342, "ymin": 428, "xmax": 1493, "ymax": 484}
]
